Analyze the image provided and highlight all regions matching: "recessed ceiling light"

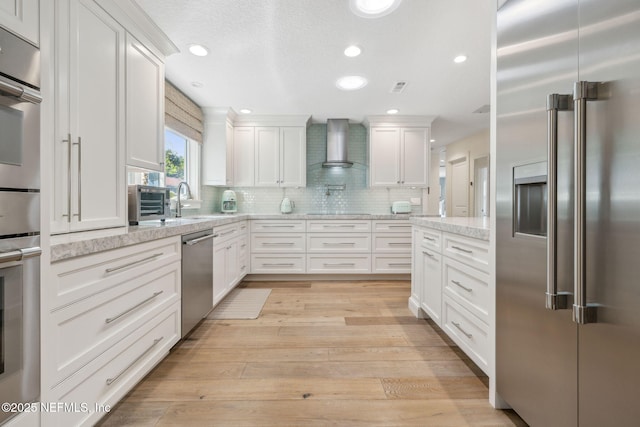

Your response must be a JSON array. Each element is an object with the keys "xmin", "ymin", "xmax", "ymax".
[
  {"xmin": 430, "ymin": 139, "xmax": 436, "ymax": 142},
  {"xmin": 188, "ymin": 44, "xmax": 209, "ymax": 57},
  {"xmin": 386, "ymin": 109, "xmax": 399, "ymax": 114},
  {"xmin": 239, "ymin": 108, "xmax": 252, "ymax": 114},
  {"xmin": 191, "ymin": 81, "xmax": 203, "ymax": 88},
  {"xmin": 454, "ymin": 55, "xmax": 467, "ymax": 64},
  {"xmin": 350, "ymin": 0, "xmax": 402, "ymax": 18},
  {"xmin": 344, "ymin": 45, "xmax": 362, "ymax": 57},
  {"xmin": 336, "ymin": 75, "xmax": 368, "ymax": 91}
]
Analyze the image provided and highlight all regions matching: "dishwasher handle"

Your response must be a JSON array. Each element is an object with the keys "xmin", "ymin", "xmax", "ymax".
[{"xmin": 184, "ymin": 233, "xmax": 216, "ymax": 246}]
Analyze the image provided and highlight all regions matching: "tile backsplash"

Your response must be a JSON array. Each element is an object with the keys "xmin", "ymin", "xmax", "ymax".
[{"xmin": 198, "ymin": 123, "xmax": 423, "ymax": 214}]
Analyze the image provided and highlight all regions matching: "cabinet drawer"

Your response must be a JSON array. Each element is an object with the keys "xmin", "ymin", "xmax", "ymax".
[
  {"xmin": 307, "ymin": 234, "xmax": 371, "ymax": 253},
  {"xmin": 250, "ymin": 254, "xmax": 306, "ymax": 274},
  {"xmin": 372, "ymin": 220, "xmax": 411, "ymax": 233},
  {"xmin": 373, "ymin": 234, "xmax": 412, "ymax": 253},
  {"xmin": 443, "ymin": 257, "xmax": 490, "ymax": 324},
  {"xmin": 213, "ymin": 222, "xmax": 240, "ymax": 244},
  {"xmin": 251, "ymin": 220, "xmax": 305, "ymax": 233},
  {"xmin": 50, "ymin": 236, "xmax": 181, "ymax": 309},
  {"xmin": 307, "ymin": 220, "xmax": 371, "ymax": 232},
  {"xmin": 51, "ymin": 302, "xmax": 180, "ymax": 427},
  {"xmin": 51, "ymin": 262, "xmax": 180, "ymax": 384},
  {"xmin": 251, "ymin": 233, "xmax": 305, "ymax": 253},
  {"xmin": 442, "ymin": 295, "xmax": 489, "ymax": 374},
  {"xmin": 442, "ymin": 233, "xmax": 489, "ymax": 272},
  {"xmin": 307, "ymin": 254, "xmax": 371, "ymax": 274},
  {"xmin": 417, "ymin": 227, "xmax": 442, "ymax": 253},
  {"xmin": 372, "ymin": 254, "xmax": 411, "ymax": 273}
]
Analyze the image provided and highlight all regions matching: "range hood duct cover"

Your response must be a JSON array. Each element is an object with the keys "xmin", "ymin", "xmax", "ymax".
[{"xmin": 323, "ymin": 119, "xmax": 353, "ymax": 168}]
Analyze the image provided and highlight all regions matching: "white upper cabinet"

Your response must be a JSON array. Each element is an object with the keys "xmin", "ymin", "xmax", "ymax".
[
  {"xmin": 233, "ymin": 126, "xmax": 255, "ymax": 186},
  {"xmin": 254, "ymin": 126, "xmax": 306, "ymax": 188},
  {"xmin": 52, "ymin": 0, "xmax": 126, "ymax": 234},
  {"xmin": 0, "ymin": 0, "xmax": 39, "ymax": 46},
  {"xmin": 125, "ymin": 33, "xmax": 164, "ymax": 171},
  {"xmin": 366, "ymin": 116, "xmax": 433, "ymax": 188},
  {"xmin": 203, "ymin": 108, "xmax": 236, "ymax": 186}
]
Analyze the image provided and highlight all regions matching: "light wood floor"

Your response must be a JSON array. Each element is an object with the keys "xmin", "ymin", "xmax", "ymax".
[{"xmin": 97, "ymin": 280, "xmax": 526, "ymax": 426}]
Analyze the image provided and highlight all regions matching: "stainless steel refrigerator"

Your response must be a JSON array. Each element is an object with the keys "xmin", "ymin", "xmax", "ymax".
[{"xmin": 496, "ymin": 1, "xmax": 640, "ymax": 426}]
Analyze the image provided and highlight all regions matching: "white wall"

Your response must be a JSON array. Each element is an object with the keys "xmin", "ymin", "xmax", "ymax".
[{"xmin": 445, "ymin": 128, "xmax": 490, "ymax": 217}]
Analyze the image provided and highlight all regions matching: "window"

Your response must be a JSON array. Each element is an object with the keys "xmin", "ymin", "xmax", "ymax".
[
  {"xmin": 128, "ymin": 127, "xmax": 201, "ymax": 209},
  {"xmin": 164, "ymin": 127, "xmax": 200, "ymax": 204}
]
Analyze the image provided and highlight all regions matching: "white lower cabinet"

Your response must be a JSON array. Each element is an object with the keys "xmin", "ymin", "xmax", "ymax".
[
  {"xmin": 410, "ymin": 224, "xmax": 490, "ymax": 374},
  {"xmin": 250, "ymin": 220, "xmax": 306, "ymax": 274},
  {"xmin": 372, "ymin": 219, "xmax": 411, "ymax": 273},
  {"xmin": 45, "ymin": 236, "xmax": 182, "ymax": 426},
  {"xmin": 213, "ymin": 221, "xmax": 247, "ymax": 306},
  {"xmin": 306, "ymin": 220, "xmax": 372, "ymax": 274}
]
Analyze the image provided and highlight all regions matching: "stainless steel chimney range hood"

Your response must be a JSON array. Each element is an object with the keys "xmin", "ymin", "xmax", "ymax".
[{"xmin": 322, "ymin": 119, "xmax": 353, "ymax": 168}]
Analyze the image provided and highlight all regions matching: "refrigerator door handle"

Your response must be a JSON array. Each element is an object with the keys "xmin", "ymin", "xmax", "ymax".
[
  {"xmin": 572, "ymin": 81, "xmax": 604, "ymax": 324},
  {"xmin": 546, "ymin": 94, "xmax": 573, "ymax": 310}
]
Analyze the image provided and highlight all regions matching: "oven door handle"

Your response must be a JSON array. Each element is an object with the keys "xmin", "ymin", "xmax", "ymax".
[
  {"xmin": 0, "ymin": 247, "xmax": 42, "ymax": 265},
  {"xmin": 0, "ymin": 78, "xmax": 42, "ymax": 104}
]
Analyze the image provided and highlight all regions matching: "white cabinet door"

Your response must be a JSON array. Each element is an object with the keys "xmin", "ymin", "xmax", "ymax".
[
  {"xmin": 280, "ymin": 127, "xmax": 306, "ymax": 187},
  {"xmin": 254, "ymin": 127, "xmax": 280, "ymax": 187},
  {"xmin": 125, "ymin": 33, "xmax": 164, "ymax": 171},
  {"xmin": 401, "ymin": 128, "xmax": 428, "ymax": 186},
  {"xmin": 52, "ymin": 0, "xmax": 126, "ymax": 234},
  {"xmin": 0, "ymin": 0, "xmax": 39, "ymax": 45},
  {"xmin": 204, "ymin": 118, "xmax": 234, "ymax": 186},
  {"xmin": 370, "ymin": 128, "xmax": 401, "ymax": 187},
  {"xmin": 225, "ymin": 239, "xmax": 239, "ymax": 288},
  {"xmin": 420, "ymin": 249, "xmax": 442, "ymax": 326},
  {"xmin": 213, "ymin": 242, "xmax": 227, "ymax": 305},
  {"xmin": 225, "ymin": 121, "xmax": 234, "ymax": 185},
  {"xmin": 233, "ymin": 126, "xmax": 255, "ymax": 186}
]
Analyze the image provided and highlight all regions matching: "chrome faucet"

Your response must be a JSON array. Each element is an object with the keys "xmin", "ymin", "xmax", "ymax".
[{"xmin": 176, "ymin": 181, "xmax": 191, "ymax": 217}]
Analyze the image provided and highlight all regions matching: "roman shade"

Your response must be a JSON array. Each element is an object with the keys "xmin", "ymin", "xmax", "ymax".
[{"xmin": 165, "ymin": 80, "xmax": 204, "ymax": 143}]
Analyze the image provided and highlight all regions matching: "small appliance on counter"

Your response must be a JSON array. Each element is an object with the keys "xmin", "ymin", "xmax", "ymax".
[
  {"xmin": 391, "ymin": 201, "xmax": 412, "ymax": 214},
  {"xmin": 280, "ymin": 197, "xmax": 294, "ymax": 214},
  {"xmin": 128, "ymin": 185, "xmax": 171, "ymax": 225},
  {"xmin": 221, "ymin": 190, "xmax": 237, "ymax": 213}
]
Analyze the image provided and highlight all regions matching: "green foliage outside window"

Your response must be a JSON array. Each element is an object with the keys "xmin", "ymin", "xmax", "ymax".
[{"xmin": 165, "ymin": 149, "xmax": 185, "ymax": 178}]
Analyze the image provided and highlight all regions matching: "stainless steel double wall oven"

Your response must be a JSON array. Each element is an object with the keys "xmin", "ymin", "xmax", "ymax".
[{"xmin": 0, "ymin": 27, "xmax": 42, "ymax": 424}]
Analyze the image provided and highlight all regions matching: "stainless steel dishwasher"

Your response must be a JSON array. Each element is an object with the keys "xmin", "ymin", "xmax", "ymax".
[{"xmin": 181, "ymin": 229, "xmax": 214, "ymax": 338}]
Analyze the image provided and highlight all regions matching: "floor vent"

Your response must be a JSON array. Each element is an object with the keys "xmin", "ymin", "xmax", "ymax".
[{"xmin": 390, "ymin": 81, "xmax": 408, "ymax": 93}]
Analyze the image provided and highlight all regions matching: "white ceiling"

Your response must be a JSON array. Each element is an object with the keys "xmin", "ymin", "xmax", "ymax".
[{"xmin": 135, "ymin": 0, "xmax": 493, "ymax": 146}]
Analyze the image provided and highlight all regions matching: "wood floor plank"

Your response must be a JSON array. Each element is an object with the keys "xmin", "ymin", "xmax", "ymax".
[
  {"xmin": 97, "ymin": 280, "xmax": 524, "ymax": 427},
  {"xmin": 125, "ymin": 378, "xmax": 387, "ymax": 402}
]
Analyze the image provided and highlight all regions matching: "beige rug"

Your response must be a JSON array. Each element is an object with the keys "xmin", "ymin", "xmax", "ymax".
[{"xmin": 208, "ymin": 288, "xmax": 271, "ymax": 320}]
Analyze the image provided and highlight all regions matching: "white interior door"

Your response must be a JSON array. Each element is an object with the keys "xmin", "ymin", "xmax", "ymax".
[
  {"xmin": 449, "ymin": 156, "xmax": 469, "ymax": 216},
  {"xmin": 473, "ymin": 156, "xmax": 489, "ymax": 217}
]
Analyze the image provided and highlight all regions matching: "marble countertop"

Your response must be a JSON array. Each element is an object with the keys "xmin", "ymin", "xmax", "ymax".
[
  {"xmin": 50, "ymin": 213, "xmax": 414, "ymax": 262},
  {"xmin": 409, "ymin": 216, "xmax": 490, "ymax": 241}
]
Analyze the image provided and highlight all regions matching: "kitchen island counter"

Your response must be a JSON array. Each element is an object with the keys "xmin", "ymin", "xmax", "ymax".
[{"xmin": 410, "ymin": 216, "xmax": 490, "ymax": 240}]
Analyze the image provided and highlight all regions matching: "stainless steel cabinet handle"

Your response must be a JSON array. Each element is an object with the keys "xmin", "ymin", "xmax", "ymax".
[
  {"xmin": 261, "ymin": 242, "xmax": 295, "ymax": 246},
  {"xmin": 105, "ymin": 253, "xmax": 163, "ymax": 274},
  {"xmin": 389, "ymin": 263, "xmax": 411, "ymax": 266},
  {"xmin": 323, "ymin": 263, "xmax": 355, "ymax": 267},
  {"xmin": 546, "ymin": 94, "xmax": 573, "ymax": 310},
  {"xmin": 388, "ymin": 225, "xmax": 410, "ymax": 228},
  {"xmin": 219, "ymin": 229, "xmax": 236, "ymax": 236},
  {"xmin": 451, "ymin": 245, "xmax": 473, "ymax": 254},
  {"xmin": 263, "ymin": 263, "xmax": 294, "ymax": 267},
  {"xmin": 63, "ymin": 134, "xmax": 72, "ymax": 222},
  {"xmin": 323, "ymin": 225, "xmax": 356, "ymax": 228},
  {"xmin": 423, "ymin": 236, "xmax": 436, "ymax": 242},
  {"xmin": 388, "ymin": 242, "xmax": 411, "ymax": 246},
  {"xmin": 261, "ymin": 225, "xmax": 295, "ymax": 228},
  {"xmin": 322, "ymin": 242, "xmax": 355, "ymax": 246},
  {"xmin": 105, "ymin": 291, "xmax": 163, "ymax": 324},
  {"xmin": 572, "ymin": 81, "xmax": 603, "ymax": 324},
  {"xmin": 422, "ymin": 250, "xmax": 435, "ymax": 258},
  {"xmin": 184, "ymin": 234, "xmax": 215, "ymax": 245},
  {"xmin": 452, "ymin": 321, "xmax": 473, "ymax": 339},
  {"xmin": 452, "ymin": 280, "xmax": 473, "ymax": 292},
  {"xmin": 73, "ymin": 137, "xmax": 82, "ymax": 221},
  {"xmin": 106, "ymin": 336, "xmax": 163, "ymax": 385}
]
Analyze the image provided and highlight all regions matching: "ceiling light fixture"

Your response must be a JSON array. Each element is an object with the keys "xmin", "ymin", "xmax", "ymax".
[
  {"xmin": 350, "ymin": 0, "xmax": 402, "ymax": 18},
  {"xmin": 188, "ymin": 44, "xmax": 209, "ymax": 57},
  {"xmin": 191, "ymin": 81, "xmax": 203, "ymax": 88},
  {"xmin": 239, "ymin": 108, "xmax": 252, "ymax": 114},
  {"xmin": 430, "ymin": 139, "xmax": 436, "ymax": 143},
  {"xmin": 454, "ymin": 55, "xmax": 467, "ymax": 63},
  {"xmin": 344, "ymin": 45, "xmax": 362, "ymax": 57},
  {"xmin": 336, "ymin": 75, "xmax": 368, "ymax": 91},
  {"xmin": 386, "ymin": 109, "xmax": 399, "ymax": 114}
]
